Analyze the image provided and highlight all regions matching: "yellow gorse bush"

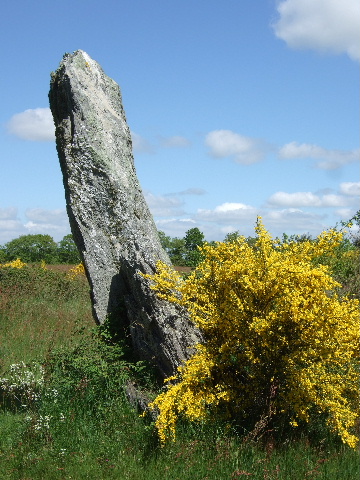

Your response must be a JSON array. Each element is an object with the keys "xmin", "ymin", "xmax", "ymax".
[
  {"xmin": 0, "ymin": 258, "xmax": 27, "ymax": 269},
  {"xmin": 67, "ymin": 262, "xmax": 85, "ymax": 280},
  {"xmin": 144, "ymin": 218, "xmax": 359, "ymax": 447}
]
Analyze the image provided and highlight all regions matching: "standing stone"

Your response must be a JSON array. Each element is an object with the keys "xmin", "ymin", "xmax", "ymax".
[{"xmin": 49, "ymin": 50, "xmax": 200, "ymax": 378}]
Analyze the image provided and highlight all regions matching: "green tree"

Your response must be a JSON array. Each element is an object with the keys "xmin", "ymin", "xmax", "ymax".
[
  {"xmin": 281, "ymin": 232, "xmax": 312, "ymax": 244},
  {"xmin": 183, "ymin": 227, "xmax": 205, "ymax": 267},
  {"xmin": 0, "ymin": 246, "xmax": 6, "ymax": 264},
  {"xmin": 3, "ymin": 234, "xmax": 59, "ymax": 263},
  {"xmin": 58, "ymin": 234, "xmax": 81, "ymax": 264},
  {"xmin": 342, "ymin": 210, "xmax": 360, "ymax": 247},
  {"xmin": 223, "ymin": 230, "xmax": 241, "ymax": 243},
  {"xmin": 168, "ymin": 238, "xmax": 187, "ymax": 266},
  {"xmin": 158, "ymin": 231, "xmax": 187, "ymax": 266},
  {"xmin": 158, "ymin": 231, "xmax": 172, "ymax": 252}
]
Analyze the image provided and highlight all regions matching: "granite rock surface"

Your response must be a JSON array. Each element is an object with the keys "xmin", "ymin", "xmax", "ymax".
[{"xmin": 49, "ymin": 50, "xmax": 200, "ymax": 378}]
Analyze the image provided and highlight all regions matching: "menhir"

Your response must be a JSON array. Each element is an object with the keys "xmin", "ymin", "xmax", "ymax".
[{"xmin": 49, "ymin": 50, "xmax": 200, "ymax": 378}]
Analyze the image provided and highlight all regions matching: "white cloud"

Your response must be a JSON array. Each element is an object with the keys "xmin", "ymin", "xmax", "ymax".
[
  {"xmin": 0, "ymin": 207, "xmax": 71, "ymax": 244},
  {"xmin": 154, "ymin": 203, "xmax": 260, "ymax": 241},
  {"xmin": 205, "ymin": 130, "xmax": 266, "ymax": 164},
  {"xmin": 24, "ymin": 208, "xmax": 70, "ymax": 240},
  {"xmin": 144, "ymin": 192, "xmax": 185, "ymax": 217},
  {"xmin": 335, "ymin": 208, "xmax": 354, "ymax": 219},
  {"xmin": 0, "ymin": 208, "xmax": 26, "ymax": 244},
  {"xmin": 151, "ymin": 201, "xmax": 342, "ymax": 242},
  {"xmin": 279, "ymin": 142, "xmax": 324, "ymax": 158},
  {"xmin": 183, "ymin": 204, "xmax": 329, "ymax": 240},
  {"xmin": 131, "ymin": 133, "xmax": 191, "ymax": 153},
  {"xmin": 264, "ymin": 209, "xmax": 327, "ymax": 236},
  {"xmin": 155, "ymin": 218, "xmax": 198, "ymax": 238},
  {"xmin": 7, "ymin": 108, "xmax": 55, "ymax": 141},
  {"xmin": 272, "ymin": 0, "xmax": 360, "ymax": 61},
  {"xmin": 131, "ymin": 132, "xmax": 154, "ymax": 153},
  {"xmin": 0, "ymin": 207, "xmax": 18, "ymax": 220},
  {"xmin": 159, "ymin": 135, "xmax": 191, "ymax": 148},
  {"xmin": 278, "ymin": 142, "xmax": 360, "ymax": 169},
  {"xmin": 25, "ymin": 208, "xmax": 68, "ymax": 225},
  {"xmin": 193, "ymin": 203, "xmax": 326, "ymax": 239},
  {"xmin": 339, "ymin": 182, "xmax": 360, "ymax": 196},
  {"xmin": 170, "ymin": 188, "xmax": 206, "ymax": 196},
  {"xmin": 267, "ymin": 191, "xmax": 351, "ymax": 208},
  {"xmin": 213, "ymin": 203, "xmax": 251, "ymax": 213},
  {"xmin": 197, "ymin": 202, "xmax": 258, "ymax": 223},
  {"xmin": 0, "ymin": 219, "xmax": 26, "ymax": 245}
]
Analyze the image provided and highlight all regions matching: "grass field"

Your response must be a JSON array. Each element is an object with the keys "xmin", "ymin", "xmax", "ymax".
[{"xmin": 0, "ymin": 263, "xmax": 358, "ymax": 479}]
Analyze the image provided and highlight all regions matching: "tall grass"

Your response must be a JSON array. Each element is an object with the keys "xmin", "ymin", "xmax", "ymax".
[
  {"xmin": 0, "ymin": 265, "xmax": 93, "ymax": 370},
  {"xmin": 0, "ymin": 264, "xmax": 358, "ymax": 479}
]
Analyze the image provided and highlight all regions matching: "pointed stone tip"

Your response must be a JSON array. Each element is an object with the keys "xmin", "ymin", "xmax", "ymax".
[
  {"xmin": 58, "ymin": 50, "xmax": 100, "ymax": 72},
  {"xmin": 61, "ymin": 49, "xmax": 86, "ymax": 62},
  {"xmin": 69, "ymin": 49, "xmax": 89, "ymax": 59},
  {"xmin": 63, "ymin": 49, "xmax": 87, "ymax": 58}
]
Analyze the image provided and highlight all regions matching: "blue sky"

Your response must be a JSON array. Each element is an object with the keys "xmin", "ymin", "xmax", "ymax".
[{"xmin": 1, "ymin": 0, "xmax": 359, "ymax": 244}]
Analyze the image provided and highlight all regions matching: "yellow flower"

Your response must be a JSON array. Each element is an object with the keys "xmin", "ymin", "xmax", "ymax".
[
  {"xmin": 143, "ymin": 218, "xmax": 359, "ymax": 447},
  {"xmin": 67, "ymin": 262, "xmax": 85, "ymax": 279},
  {"xmin": 0, "ymin": 258, "xmax": 26, "ymax": 269}
]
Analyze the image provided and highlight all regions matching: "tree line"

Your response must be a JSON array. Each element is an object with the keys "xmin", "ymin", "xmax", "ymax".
[
  {"xmin": 0, "ymin": 234, "xmax": 81, "ymax": 264},
  {"xmin": 1, "ymin": 212, "xmax": 359, "ymax": 269},
  {"xmin": 0, "ymin": 227, "xmax": 255, "ymax": 266}
]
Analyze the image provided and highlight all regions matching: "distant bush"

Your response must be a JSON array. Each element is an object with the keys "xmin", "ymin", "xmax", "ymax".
[
  {"xmin": 57, "ymin": 234, "xmax": 81, "ymax": 264},
  {"xmin": 315, "ymin": 235, "xmax": 359, "ymax": 300},
  {"xmin": 2, "ymin": 234, "xmax": 59, "ymax": 263},
  {"xmin": 0, "ymin": 262, "xmax": 87, "ymax": 301},
  {"xmin": 158, "ymin": 228, "xmax": 206, "ymax": 267},
  {"xmin": 0, "ymin": 233, "xmax": 81, "ymax": 265}
]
